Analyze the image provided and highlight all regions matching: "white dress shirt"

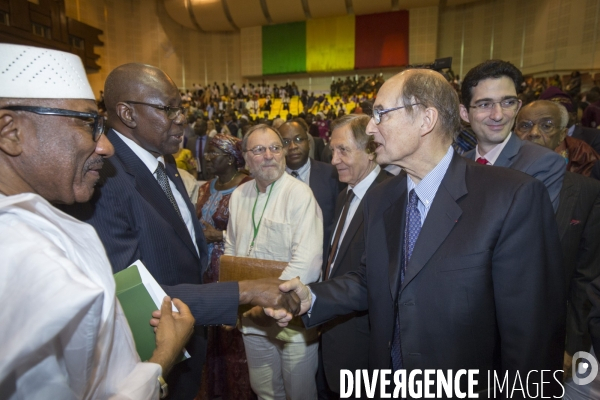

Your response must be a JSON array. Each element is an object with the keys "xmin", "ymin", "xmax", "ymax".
[
  {"xmin": 285, "ymin": 159, "xmax": 311, "ymax": 183},
  {"xmin": 328, "ymin": 165, "xmax": 380, "ymax": 276},
  {"xmin": 114, "ymin": 130, "xmax": 199, "ymax": 256},
  {"xmin": 475, "ymin": 132, "xmax": 512, "ymax": 165}
]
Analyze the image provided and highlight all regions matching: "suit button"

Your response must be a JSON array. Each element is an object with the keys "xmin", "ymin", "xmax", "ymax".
[{"xmin": 388, "ymin": 341, "xmax": 391, "ymax": 348}]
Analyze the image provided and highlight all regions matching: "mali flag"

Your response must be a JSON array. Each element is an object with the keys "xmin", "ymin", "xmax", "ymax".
[{"xmin": 259, "ymin": 11, "xmax": 409, "ymax": 75}]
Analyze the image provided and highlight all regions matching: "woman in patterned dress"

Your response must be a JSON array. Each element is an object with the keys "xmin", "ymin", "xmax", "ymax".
[{"xmin": 195, "ymin": 134, "xmax": 255, "ymax": 400}]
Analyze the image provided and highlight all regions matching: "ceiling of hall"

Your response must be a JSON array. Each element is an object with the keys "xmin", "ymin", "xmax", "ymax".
[{"xmin": 164, "ymin": 0, "xmax": 480, "ymax": 32}]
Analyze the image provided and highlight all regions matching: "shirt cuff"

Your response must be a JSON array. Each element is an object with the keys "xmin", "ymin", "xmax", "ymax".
[{"xmin": 307, "ymin": 285, "xmax": 317, "ymax": 317}]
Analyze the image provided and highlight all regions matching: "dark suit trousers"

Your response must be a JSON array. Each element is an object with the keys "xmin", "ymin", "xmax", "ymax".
[{"xmin": 167, "ymin": 329, "xmax": 207, "ymax": 400}]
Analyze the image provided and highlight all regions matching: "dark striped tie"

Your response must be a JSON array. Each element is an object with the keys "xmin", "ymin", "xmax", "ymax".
[{"xmin": 155, "ymin": 162, "xmax": 183, "ymax": 221}]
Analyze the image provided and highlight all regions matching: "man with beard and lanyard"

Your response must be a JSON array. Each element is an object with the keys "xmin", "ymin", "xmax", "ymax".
[
  {"xmin": 225, "ymin": 124, "xmax": 323, "ymax": 400},
  {"xmin": 0, "ymin": 43, "xmax": 194, "ymax": 399}
]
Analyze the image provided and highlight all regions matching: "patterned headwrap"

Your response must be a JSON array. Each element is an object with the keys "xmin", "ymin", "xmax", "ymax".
[{"xmin": 209, "ymin": 133, "xmax": 245, "ymax": 168}]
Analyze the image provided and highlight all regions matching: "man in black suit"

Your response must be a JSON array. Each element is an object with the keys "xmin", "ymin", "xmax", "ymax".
[
  {"xmin": 516, "ymin": 100, "xmax": 600, "ymax": 380},
  {"xmin": 279, "ymin": 120, "xmax": 342, "ymax": 255},
  {"xmin": 319, "ymin": 114, "xmax": 389, "ymax": 397},
  {"xmin": 273, "ymin": 69, "xmax": 565, "ymax": 397},
  {"xmin": 63, "ymin": 63, "xmax": 299, "ymax": 399},
  {"xmin": 184, "ymin": 118, "xmax": 214, "ymax": 181},
  {"xmin": 460, "ymin": 60, "xmax": 565, "ymax": 212}
]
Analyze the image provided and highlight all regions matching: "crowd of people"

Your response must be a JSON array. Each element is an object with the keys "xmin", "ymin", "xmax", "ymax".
[{"xmin": 3, "ymin": 40, "xmax": 600, "ymax": 400}]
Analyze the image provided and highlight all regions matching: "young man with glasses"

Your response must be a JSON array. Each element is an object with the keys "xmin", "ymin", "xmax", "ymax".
[
  {"xmin": 225, "ymin": 124, "xmax": 323, "ymax": 400},
  {"xmin": 460, "ymin": 59, "xmax": 565, "ymax": 212}
]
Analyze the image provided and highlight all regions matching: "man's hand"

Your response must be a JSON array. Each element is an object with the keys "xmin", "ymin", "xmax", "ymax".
[
  {"xmin": 262, "ymin": 277, "xmax": 312, "ymax": 327},
  {"xmin": 238, "ymin": 277, "xmax": 301, "ymax": 313},
  {"xmin": 242, "ymin": 305, "xmax": 274, "ymax": 327},
  {"xmin": 148, "ymin": 296, "xmax": 195, "ymax": 377}
]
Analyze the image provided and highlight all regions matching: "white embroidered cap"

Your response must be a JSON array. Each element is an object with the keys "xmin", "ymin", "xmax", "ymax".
[{"xmin": 0, "ymin": 43, "xmax": 95, "ymax": 100}]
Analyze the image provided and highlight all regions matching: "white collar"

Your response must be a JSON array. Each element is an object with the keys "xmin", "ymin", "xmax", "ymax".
[
  {"xmin": 347, "ymin": 165, "xmax": 381, "ymax": 200},
  {"xmin": 475, "ymin": 132, "xmax": 512, "ymax": 165},
  {"xmin": 114, "ymin": 130, "xmax": 165, "ymax": 173},
  {"xmin": 285, "ymin": 159, "xmax": 311, "ymax": 176}
]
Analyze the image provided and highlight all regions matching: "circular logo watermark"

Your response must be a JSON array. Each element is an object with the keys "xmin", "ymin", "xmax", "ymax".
[{"xmin": 572, "ymin": 351, "xmax": 599, "ymax": 386}]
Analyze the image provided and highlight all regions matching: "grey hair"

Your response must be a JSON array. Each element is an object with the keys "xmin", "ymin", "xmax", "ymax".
[
  {"xmin": 242, "ymin": 124, "xmax": 284, "ymax": 151},
  {"xmin": 329, "ymin": 114, "xmax": 376, "ymax": 155},
  {"xmin": 398, "ymin": 70, "xmax": 461, "ymax": 140},
  {"xmin": 556, "ymin": 103, "xmax": 569, "ymax": 129}
]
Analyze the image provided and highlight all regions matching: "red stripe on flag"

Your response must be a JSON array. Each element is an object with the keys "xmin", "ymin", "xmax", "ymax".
[{"xmin": 355, "ymin": 11, "xmax": 409, "ymax": 70}]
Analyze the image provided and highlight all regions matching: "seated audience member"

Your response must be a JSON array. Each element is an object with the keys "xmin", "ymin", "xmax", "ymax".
[
  {"xmin": 195, "ymin": 134, "xmax": 253, "ymax": 400},
  {"xmin": 186, "ymin": 119, "xmax": 214, "ymax": 181},
  {"xmin": 279, "ymin": 120, "xmax": 342, "ymax": 255},
  {"xmin": 516, "ymin": 100, "xmax": 600, "ymax": 177},
  {"xmin": 174, "ymin": 144, "xmax": 197, "ymax": 178},
  {"xmin": 319, "ymin": 114, "xmax": 389, "ymax": 396},
  {"xmin": 0, "ymin": 43, "xmax": 194, "ymax": 399},
  {"xmin": 225, "ymin": 125, "xmax": 323, "ymax": 400},
  {"xmin": 460, "ymin": 60, "xmax": 565, "ymax": 212},
  {"xmin": 540, "ymin": 87, "xmax": 600, "ymax": 155},
  {"xmin": 582, "ymin": 89, "xmax": 600, "ymax": 129},
  {"xmin": 516, "ymin": 101, "xmax": 600, "ymax": 381},
  {"xmin": 207, "ymin": 120, "xmax": 218, "ymax": 138}
]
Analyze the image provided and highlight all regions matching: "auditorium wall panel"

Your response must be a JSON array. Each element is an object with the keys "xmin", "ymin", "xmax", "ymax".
[
  {"xmin": 64, "ymin": 0, "xmax": 243, "ymax": 97},
  {"xmin": 63, "ymin": 0, "xmax": 599, "ymax": 97},
  {"xmin": 438, "ymin": 0, "xmax": 600, "ymax": 78}
]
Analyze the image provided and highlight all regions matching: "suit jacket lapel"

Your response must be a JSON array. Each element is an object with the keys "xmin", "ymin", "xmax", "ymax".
[
  {"xmin": 108, "ymin": 130, "xmax": 200, "ymax": 258},
  {"xmin": 400, "ymin": 153, "xmax": 467, "ymax": 293},
  {"xmin": 334, "ymin": 170, "xmax": 389, "ymax": 274},
  {"xmin": 384, "ymin": 176, "xmax": 408, "ymax": 301},
  {"xmin": 494, "ymin": 132, "xmax": 520, "ymax": 167}
]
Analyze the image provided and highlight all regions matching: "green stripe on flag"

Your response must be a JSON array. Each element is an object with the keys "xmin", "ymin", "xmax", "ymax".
[{"xmin": 262, "ymin": 22, "xmax": 306, "ymax": 75}]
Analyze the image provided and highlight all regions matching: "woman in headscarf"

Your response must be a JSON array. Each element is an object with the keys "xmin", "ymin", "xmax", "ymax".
[{"xmin": 195, "ymin": 134, "xmax": 255, "ymax": 400}]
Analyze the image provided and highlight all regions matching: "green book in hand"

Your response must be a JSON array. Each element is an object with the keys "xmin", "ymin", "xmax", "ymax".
[{"xmin": 114, "ymin": 265, "xmax": 157, "ymax": 362}]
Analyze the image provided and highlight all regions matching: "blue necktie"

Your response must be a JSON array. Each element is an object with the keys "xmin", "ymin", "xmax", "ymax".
[{"xmin": 391, "ymin": 189, "xmax": 421, "ymax": 371}]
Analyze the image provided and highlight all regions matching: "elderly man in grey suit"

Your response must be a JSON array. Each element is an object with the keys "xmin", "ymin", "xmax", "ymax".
[{"xmin": 460, "ymin": 59, "xmax": 565, "ymax": 212}]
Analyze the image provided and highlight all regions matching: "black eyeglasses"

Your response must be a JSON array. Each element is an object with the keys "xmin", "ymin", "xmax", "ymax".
[
  {"xmin": 125, "ymin": 100, "xmax": 185, "ymax": 120},
  {"xmin": 372, "ymin": 103, "xmax": 421, "ymax": 124},
  {"xmin": 282, "ymin": 137, "xmax": 308, "ymax": 147},
  {"xmin": 1, "ymin": 106, "xmax": 105, "ymax": 141}
]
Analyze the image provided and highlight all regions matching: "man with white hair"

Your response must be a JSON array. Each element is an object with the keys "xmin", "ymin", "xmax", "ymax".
[
  {"xmin": 225, "ymin": 124, "xmax": 323, "ymax": 400},
  {"xmin": 0, "ymin": 43, "xmax": 194, "ymax": 399}
]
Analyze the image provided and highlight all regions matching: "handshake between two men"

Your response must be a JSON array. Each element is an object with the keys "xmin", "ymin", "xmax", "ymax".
[{"xmin": 238, "ymin": 277, "xmax": 313, "ymax": 326}]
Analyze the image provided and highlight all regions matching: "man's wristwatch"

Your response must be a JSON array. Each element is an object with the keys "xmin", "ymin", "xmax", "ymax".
[{"xmin": 158, "ymin": 375, "xmax": 168, "ymax": 399}]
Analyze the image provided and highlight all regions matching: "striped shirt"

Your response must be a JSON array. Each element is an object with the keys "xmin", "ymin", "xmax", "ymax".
[{"xmin": 406, "ymin": 146, "xmax": 454, "ymax": 226}]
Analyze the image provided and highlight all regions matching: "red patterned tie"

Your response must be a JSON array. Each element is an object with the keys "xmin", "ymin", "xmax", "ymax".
[{"xmin": 476, "ymin": 157, "xmax": 489, "ymax": 165}]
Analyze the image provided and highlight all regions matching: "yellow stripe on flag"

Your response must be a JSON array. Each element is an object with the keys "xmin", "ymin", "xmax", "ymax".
[{"xmin": 306, "ymin": 15, "xmax": 355, "ymax": 72}]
